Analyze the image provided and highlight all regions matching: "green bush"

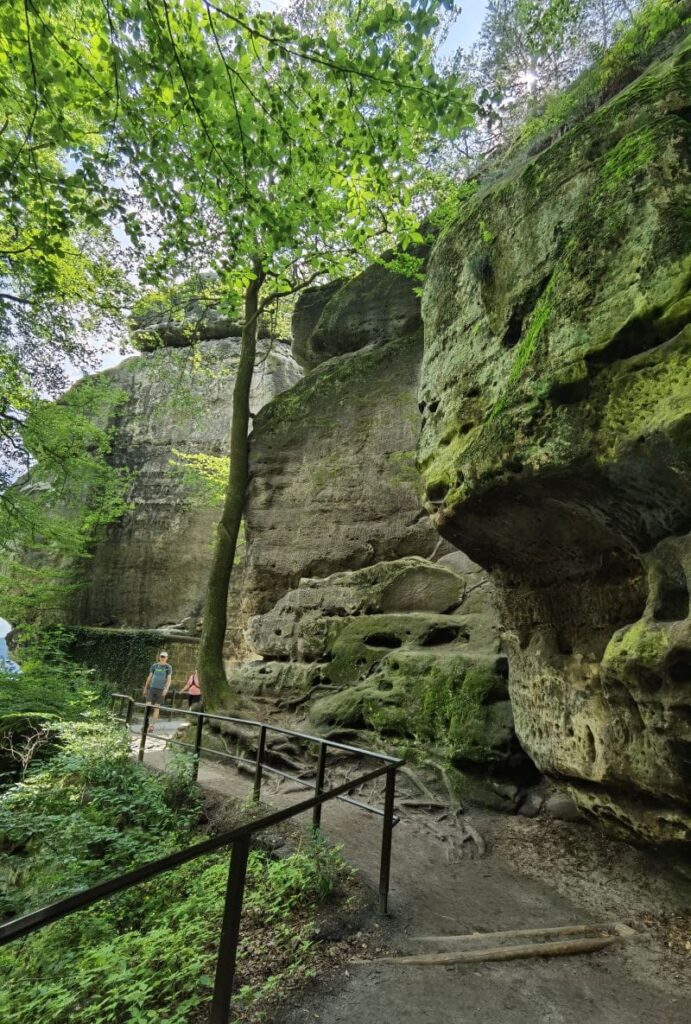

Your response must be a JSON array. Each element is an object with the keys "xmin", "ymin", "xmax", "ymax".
[
  {"xmin": 0, "ymin": 641, "xmax": 105, "ymax": 781},
  {"xmin": 0, "ymin": 722, "xmax": 351, "ymax": 1024}
]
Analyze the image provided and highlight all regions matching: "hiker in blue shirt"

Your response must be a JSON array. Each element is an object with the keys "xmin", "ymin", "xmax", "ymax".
[{"xmin": 143, "ymin": 651, "xmax": 173, "ymax": 733}]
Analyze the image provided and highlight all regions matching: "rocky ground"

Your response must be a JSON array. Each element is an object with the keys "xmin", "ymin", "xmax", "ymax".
[{"xmin": 133, "ymin": 716, "xmax": 691, "ymax": 1024}]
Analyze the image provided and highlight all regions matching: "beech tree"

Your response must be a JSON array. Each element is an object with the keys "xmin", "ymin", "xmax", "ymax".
[
  {"xmin": 2, "ymin": 0, "xmax": 472, "ymax": 702},
  {"xmin": 119, "ymin": 0, "xmax": 472, "ymax": 702}
]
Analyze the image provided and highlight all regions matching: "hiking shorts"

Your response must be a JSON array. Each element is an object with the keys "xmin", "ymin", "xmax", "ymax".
[{"xmin": 147, "ymin": 687, "xmax": 166, "ymax": 706}]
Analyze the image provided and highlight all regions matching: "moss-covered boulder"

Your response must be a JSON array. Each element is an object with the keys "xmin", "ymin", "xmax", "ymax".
[
  {"xmin": 419, "ymin": 30, "xmax": 691, "ymax": 841},
  {"xmin": 310, "ymin": 650, "xmax": 516, "ymax": 769},
  {"xmin": 291, "ymin": 263, "xmax": 421, "ymax": 370},
  {"xmin": 237, "ymin": 556, "xmax": 529, "ymax": 787},
  {"xmin": 246, "ymin": 557, "xmax": 466, "ymax": 660}
]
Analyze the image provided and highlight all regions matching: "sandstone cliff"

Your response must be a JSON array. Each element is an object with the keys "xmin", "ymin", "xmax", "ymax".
[
  {"xmin": 419, "ymin": 31, "xmax": 691, "ymax": 841},
  {"xmin": 66, "ymin": 336, "xmax": 301, "ymax": 633}
]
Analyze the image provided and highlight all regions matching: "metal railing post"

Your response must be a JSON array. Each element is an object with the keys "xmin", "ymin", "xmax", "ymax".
[
  {"xmin": 138, "ymin": 703, "xmax": 151, "ymax": 763},
  {"xmin": 125, "ymin": 697, "xmax": 134, "ymax": 728},
  {"xmin": 253, "ymin": 725, "xmax": 267, "ymax": 802},
  {"xmin": 192, "ymin": 713, "xmax": 204, "ymax": 782},
  {"xmin": 312, "ymin": 742, "xmax": 327, "ymax": 828},
  {"xmin": 209, "ymin": 836, "xmax": 251, "ymax": 1024},
  {"xmin": 378, "ymin": 766, "xmax": 396, "ymax": 915}
]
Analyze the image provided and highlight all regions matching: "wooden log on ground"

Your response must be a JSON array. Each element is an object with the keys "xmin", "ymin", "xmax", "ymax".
[
  {"xmin": 358, "ymin": 933, "xmax": 630, "ymax": 967},
  {"xmin": 411, "ymin": 922, "xmax": 633, "ymax": 944}
]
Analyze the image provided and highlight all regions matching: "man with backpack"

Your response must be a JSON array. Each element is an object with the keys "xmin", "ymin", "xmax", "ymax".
[{"xmin": 143, "ymin": 651, "xmax": 173, "ymax": 733}]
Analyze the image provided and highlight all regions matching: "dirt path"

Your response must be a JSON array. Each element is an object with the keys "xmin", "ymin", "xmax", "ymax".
[{"xmin": 133, "ymin": 722, "xmax": 691, "ymax": 1024}]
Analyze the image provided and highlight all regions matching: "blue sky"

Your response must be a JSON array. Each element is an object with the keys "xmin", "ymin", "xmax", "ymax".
[{"xmin": 442, "ymin": 1, "xmax": 488, "ymax": 56}]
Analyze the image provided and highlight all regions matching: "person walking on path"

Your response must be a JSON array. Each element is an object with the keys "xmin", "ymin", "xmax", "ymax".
[
  {"xmin": 143, "ymin": 651, "xmax": 173, "ymax": 733},
  {"xmin": 180, "ymin": 668, "xmax": 202, "ymax": 710}
]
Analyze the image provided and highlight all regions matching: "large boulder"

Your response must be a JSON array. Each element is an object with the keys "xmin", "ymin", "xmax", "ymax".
[
  {"xmin": 244, "ymin": 332, "xmax": 445, "ymax": 618},
  {"xmin": 291, "ymin": 263, "xmax": 422, "ymax": 370},
  {"xmin": 419, "ymin": 32, "xmax": 691, "ymax": 840},
  {"xmin": 291, "ymin": 280, "xmax": 344, "ymax": 368}
]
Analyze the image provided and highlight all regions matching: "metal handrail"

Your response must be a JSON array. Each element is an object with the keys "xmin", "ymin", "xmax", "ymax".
[
  {"xmin": 112, "ymin": 692, "xmax": 401, "ymax": 761},
  {"xmin": 1, "ymin": 693, "xmax": 403, "ymax": 1024},
  {"xmin": 112, "ymin": 692, "xmax": 402, "ymax": 822}
]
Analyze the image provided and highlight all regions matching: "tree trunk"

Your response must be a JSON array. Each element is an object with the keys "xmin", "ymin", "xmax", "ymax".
[{"xmin": 198, "ymin": 265, "xmax": 264, "ymax": 707}]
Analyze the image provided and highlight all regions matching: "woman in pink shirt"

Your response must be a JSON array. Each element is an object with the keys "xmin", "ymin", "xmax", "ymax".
[{"xmin": 180, "ymin": 668, "xmax": 202, "ymax": 710}]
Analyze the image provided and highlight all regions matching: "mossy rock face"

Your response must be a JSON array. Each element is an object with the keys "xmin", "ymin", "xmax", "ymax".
[
  {"xmin": 293, "ymin": 263, "xmax": 421, "ymax": 371},
  {"xmin": 246, "ymin": 557, "xmax": 467, "ymax": 661},
  {"xmin": 309, "ymin": 649, "xmax": 517, "ymax": 771},
  {"xmin": 237, "ymin": 555, "xmax": 521, "ymax": 783},
  {"xmin": 231, "ymin": 660, "xmax": 323, "ymax": 698},
  {"xmin": 419, "ymin": 31, "xmax": 691, "ymax": 842},
  {"xmin": 245, "ymin": 334, "xmax": 445, "ymax": 617},
  {"xmin": 65, "ymin": 626, "xmax": 201, "ymax": 695},
  {"xmin": 37, "ymin": 337, "xmax": 301, "ymax": 640}
]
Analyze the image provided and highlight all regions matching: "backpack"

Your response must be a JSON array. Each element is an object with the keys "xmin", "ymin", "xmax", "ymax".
[{"xmin": 150, "ymin": 663, "xmax": 169, "ymax": 689}]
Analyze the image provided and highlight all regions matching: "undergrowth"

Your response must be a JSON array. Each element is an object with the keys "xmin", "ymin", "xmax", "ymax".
[{"xmin": 0, "ymin": 714, "xmax": 352, "ymax": 1024}]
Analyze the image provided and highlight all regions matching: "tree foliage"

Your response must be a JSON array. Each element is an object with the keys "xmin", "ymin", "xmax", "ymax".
[
  {"xmin": 446, "ymin": 0, "xmax": 645, "ymax": 165},
  {"xmin": 1, "ymin": 2, "xmax": 473, "ymax": 692}
]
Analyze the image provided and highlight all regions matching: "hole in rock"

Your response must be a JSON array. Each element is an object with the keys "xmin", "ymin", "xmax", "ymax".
[
  {"xmin": 418, "ymin": 401, "xmax": 426, "ymax": 414},
  {"xmin": 585, "ymin": 303, "xmax": 672, "ymax": 370},
  {"xmin": 460, "ymin": 421, "xmax": 474, "ymax": 435},
  {"xmin": 428, "ymin": 400, "xmax": 439, "ymax": 414},
  {"xmin": 585, "ymin": 726, "xmax": 596, "ymax": 763},
  {"xmin": 503, "ymin": 311, "xmax": 523, "ymax": 348},
  {"xmin": 389, "ymin": 661, "xmax": 400, "ymax": 670},
  {"xmin": 669, "ymin": 740, "xmax": 691, "ymax": 778},
  {"xmin": 466, "ymin": 386, "xmax": 480, "ymax": 399},
  {"xmin": 377, "ymin": 680, "xmax": 394, "ymax": 692},
  {"xmin": 502, "ymin": 273, "xmax": 552, "ymax": 350},
  {"xmin": 666, "ymin": 648, "xmax": 691, "ymax": 684},
  {"xmin": 632, "ymin": 665, "xmax": 664, "ymax": 694},
  {"xmin": 363, "ymin": 634, "xmax": 402, "ymax": 649},
  {"xmin": 420, "ymin": 624, "xmax": 463, "ymax": 646},
  {"xmin": 274, "ymin": 629, "xmax": 282, "ymax": 635},
  {"xmin": 549, "ymin": 379, "xmax": 590, "ymax": 406},
  {"xmin": 653, "ymin": 575, "xmax": 689, "ymax": 622},
  {"xmin": 425, "ymin": 480, "xmax": 449, "ymax": 503}
]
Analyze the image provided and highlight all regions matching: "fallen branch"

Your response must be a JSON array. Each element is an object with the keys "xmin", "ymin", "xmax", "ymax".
[
  {"xmin": 411, "ymin": 922, "xmax": 634, "ymax": 944},
  {"xmin": 400, "ymin": 800, "xmax": 447, "ymax": 810},
  {"xmin": 357, "ymin": 930, "xmax": 633, "ymax": 967}
]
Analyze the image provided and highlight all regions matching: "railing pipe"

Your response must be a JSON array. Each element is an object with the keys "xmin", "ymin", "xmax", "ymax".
[
  {"xmin": 0, "ymin": 760, "xmax": 394, "ymax": 947},
  {"xmin": 253, "ymin": 725, "xmax": 267, "ymax": 802},
  {"xmin": 192, "ymin": 713, "xmax": 205, "ymax": 782},
  {"xmin": 138, "ymin": 703, "xmax": 151, "ymax": 762},
  {"xmin": 209, "ymin": 836, "xmax": 250, "ymax": 1024},
  {"xmin": 379, "ymin": 765, "xmax": 397, "ymax": 915},
  {"xmin": 124, "ymin": 700, "xmax": 401, "ymax": 763},
  {"xmin": 312, "ymin": 742, "xmax": 327, "ymax": 828}
]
